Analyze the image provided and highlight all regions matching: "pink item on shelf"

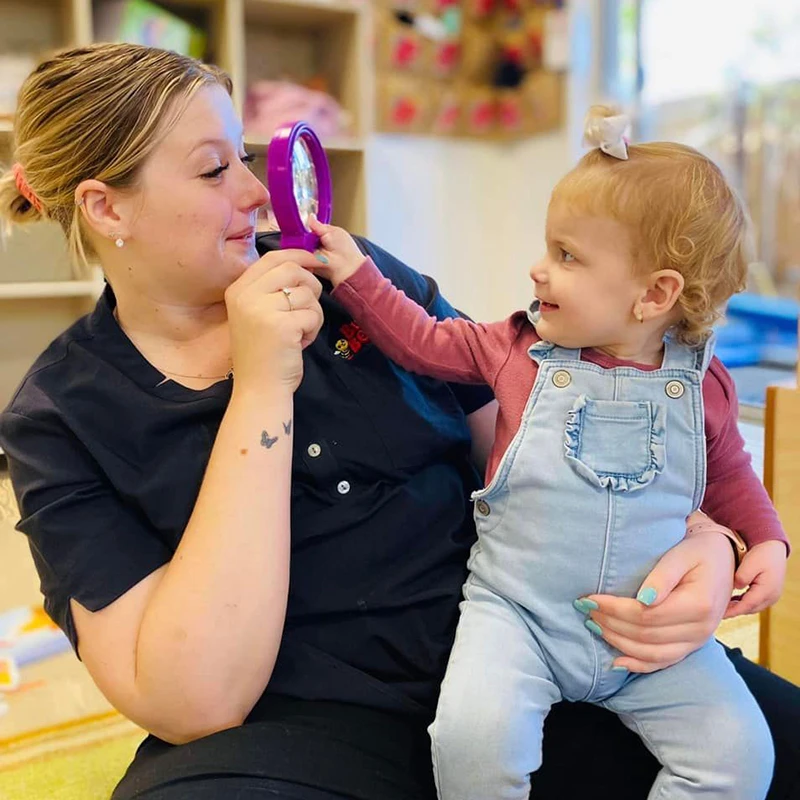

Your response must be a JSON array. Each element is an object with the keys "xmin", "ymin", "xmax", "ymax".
[{"xmin": 243, "ymin": 81, "xmax": 352, "ymax": 141}]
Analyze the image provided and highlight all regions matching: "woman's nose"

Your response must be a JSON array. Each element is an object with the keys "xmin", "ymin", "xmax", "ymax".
[{"xmin": 241, "ymin": 167, "xmax": 270, "ymax": 212}]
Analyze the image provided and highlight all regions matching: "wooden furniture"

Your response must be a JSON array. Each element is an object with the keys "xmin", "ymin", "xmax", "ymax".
[
  {"xmin": 760, "ymin": 379, "xmax": 800, "ymax": 684},
  {"xmin": 0, "ymin": 0, "xmax": 371, "ymax": 410}
]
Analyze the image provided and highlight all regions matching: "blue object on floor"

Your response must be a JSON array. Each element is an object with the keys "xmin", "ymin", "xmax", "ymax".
[
  {"xmin": 714, "ymin": 319, "xmax": 761, "ymax": 367},
  {"xmin": 726, "ymin": 293, "xmax": 799, "ymax": 332},
  {"xmin": 715, "ymin": 293, "xmax": 799, "ymax": 370}
]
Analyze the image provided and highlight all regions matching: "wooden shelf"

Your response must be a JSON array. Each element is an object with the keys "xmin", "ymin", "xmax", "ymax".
[
  {"xmin": 242, "ymin": 0, "xmax": 363, "ymax": 27},
  {"xmin": 0, "ymin": 281, "xmax": 104, "ymax": 300},
  {"xmin": 1, "ymin": 127, "xmax": 365, "ymax": 159},
  {"xmin": 245, "ymin": 134, "xmax": 365, "ymax": 154}
]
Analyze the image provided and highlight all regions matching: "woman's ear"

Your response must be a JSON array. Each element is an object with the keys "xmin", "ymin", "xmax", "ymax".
[
  {"xmin": 75, "ymin": 179, "xmax": 131, "ymax": 240},
  {"xmin": 637, "ymin": 269, "xmax": 684, "ymax": 324}
]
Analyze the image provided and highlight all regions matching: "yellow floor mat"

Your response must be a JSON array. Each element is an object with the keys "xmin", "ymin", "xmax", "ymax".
[{"xmin": 0, "ymin": 720, "xmax": 144, "ymax": 800}]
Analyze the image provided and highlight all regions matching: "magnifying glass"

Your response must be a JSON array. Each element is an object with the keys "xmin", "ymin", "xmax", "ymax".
[{"xmin": 267, "ymin": 121, "xmax": 333, "ymax": 251}]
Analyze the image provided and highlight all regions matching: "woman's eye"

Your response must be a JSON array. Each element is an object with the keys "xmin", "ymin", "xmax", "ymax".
[
  {"xmin": 201, "ymin": 163, "xmax": 229, "ymax": 179},
  {"xmin": 201, "ymin": 154, "xmax": 255, "ymax": 179},
  {"xmin": 560, "ymin": 249, "xmax": 576, "ymax": 263}
]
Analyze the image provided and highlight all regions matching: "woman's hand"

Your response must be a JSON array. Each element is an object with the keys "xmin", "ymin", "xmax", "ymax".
[
  {"xmin": 574, "ymin": 530, "xmax": 735, "ymax": 673},
  {"xmin": 225, "ymin": 249, "xmax": 324, "ymax": 392}
]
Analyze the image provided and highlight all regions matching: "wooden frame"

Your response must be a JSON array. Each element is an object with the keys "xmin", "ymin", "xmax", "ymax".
[{"xmin": 760, "ymin": 381, "xmax": 800, "ymax": 683}]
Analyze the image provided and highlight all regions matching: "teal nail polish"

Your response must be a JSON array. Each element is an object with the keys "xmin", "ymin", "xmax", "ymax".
[
  {"xmin": 585, "ymin": 619, "xmax": 603, "ymax": 636},
  {"xmin": 573, "ymin": 598, "xmax": 599, "ymax": 614},
  {"xmin": 637, "ymin": 587, "xmax": 658, "ymax": 606},
  {"xmin": 611, "ymin": 665, "xmax": 629, "ymax": 672},
  {"xmin": 315, "ymin": 253, "xmax": 329, "ymax": 265}
]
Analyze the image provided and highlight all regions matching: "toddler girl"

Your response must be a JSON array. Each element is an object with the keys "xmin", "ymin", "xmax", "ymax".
[{"xmin": 307, "ymin": 107, "xmax": 789, "ymax": 800}]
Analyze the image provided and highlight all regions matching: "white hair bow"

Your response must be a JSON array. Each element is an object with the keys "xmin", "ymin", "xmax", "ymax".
[{"xmin": 582, "ymin": 112, "xmax": 630, "ymax": 160}]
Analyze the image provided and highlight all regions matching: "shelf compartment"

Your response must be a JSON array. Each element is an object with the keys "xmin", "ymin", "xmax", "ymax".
[
  {"xmin": 0, "ymin": 0, "xmax": 76, "ymax": 56},
  {"xmin": 241, "ymin": 0, "xmax": 368, "ymax": 139}
]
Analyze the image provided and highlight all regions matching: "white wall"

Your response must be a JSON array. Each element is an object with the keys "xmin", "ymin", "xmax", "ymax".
[{"xmin": 366, "ymin": 132, "xmax": 571, "ymax": 321}]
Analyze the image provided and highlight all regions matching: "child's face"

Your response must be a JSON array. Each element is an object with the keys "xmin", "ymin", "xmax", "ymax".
[{"xmin": 530, "ymin": 205, "xmax": 648, "ymax": 354}]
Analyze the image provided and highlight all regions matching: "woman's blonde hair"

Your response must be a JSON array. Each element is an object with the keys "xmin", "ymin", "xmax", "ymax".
[
  {"xmin": 553, "ymin": 106, "xmax": 749, "ymax": 345},
  {"xmin": 0, "ymin": 43, "xmax": 232, "ymax": 276}
]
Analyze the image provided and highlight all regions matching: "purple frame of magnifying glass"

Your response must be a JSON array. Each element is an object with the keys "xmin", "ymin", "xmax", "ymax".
[{"xmin": 267, "ymin": 121, "xmax": 333, "ymax": 251}]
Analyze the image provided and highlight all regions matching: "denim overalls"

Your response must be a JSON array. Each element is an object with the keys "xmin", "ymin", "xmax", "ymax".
[{"xmin": 429, "ymin": 330, "xmax": 773, "ymax": 800}]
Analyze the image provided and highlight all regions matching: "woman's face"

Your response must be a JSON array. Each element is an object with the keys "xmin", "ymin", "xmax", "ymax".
[{"xmin": 115, "ymin": 84, "xmax": 269, "ymax": 305}]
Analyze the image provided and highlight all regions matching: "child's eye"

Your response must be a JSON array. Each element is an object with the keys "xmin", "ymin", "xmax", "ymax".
[
  {"xmin": 560, "ymin": 249, "xmax": 576, "ymax": 263},
  {"xmin": 241, "ymin": 153, "xmax": 256, "ymax": 164}
]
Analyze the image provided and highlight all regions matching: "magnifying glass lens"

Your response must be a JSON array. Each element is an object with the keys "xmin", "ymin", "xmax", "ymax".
[{"xmin": 292, "ymin": 137, "xmax": 319, "ymax": 228}]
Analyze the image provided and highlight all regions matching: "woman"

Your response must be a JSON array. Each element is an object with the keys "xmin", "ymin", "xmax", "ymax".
[{"xmin": 0, "ymin": 44, "xmax": 797, "ymax": 800}]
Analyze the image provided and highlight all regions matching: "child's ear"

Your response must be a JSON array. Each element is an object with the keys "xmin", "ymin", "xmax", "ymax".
[{"xmin": 637, "ymin": 269, "xmax": 684, "ymax": 323}]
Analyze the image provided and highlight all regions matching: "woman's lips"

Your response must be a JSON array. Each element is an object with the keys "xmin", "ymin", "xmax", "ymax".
[
  {"xmin": 227, "ymin": 226, "xmax": 255, "ymax": 239},
  {"xmin": 227, "ymin": 230, "xmax": 255, "ymax": 245}
]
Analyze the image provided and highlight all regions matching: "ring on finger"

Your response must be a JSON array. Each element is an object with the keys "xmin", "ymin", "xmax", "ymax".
[{"xmin": 282, "ymin": 286, "xmax": 294, "ymax": 312}]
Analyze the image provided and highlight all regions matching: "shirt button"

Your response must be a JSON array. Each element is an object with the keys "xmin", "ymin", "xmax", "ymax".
[
  {"xmin": 476, "ymin": 499, "xmax": 491, "ymax": 516},
  {"xmin": 665, "ymin": 380, "xmax": 685, "ymax": 399},
  {"xmin": 337, "ymin": 480, "xmax": 351, "ymax": 495},
  {"xmin": 552, "ymin": 370, "xmax": 572, "ymax": 388},
  {"xmin": 307, "ymin": 443, "xmax": 322, "ymax": 458}
]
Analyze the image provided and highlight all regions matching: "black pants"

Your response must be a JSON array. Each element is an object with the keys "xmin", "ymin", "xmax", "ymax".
[
  {"xmin": 134, "ymin": 780, "xmax": 351, "ymax": 799},
  {"xmin": 120, "ymin": 647, "xmax": 799, "ymax": 800}
]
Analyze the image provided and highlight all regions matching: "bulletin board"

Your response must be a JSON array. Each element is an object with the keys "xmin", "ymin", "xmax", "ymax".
[{"xmin": 375, "ymin": 0, "xmax": 566, "ymax": 139}]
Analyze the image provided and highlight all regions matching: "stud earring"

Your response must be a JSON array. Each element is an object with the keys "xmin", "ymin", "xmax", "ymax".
[
  {"xmin": 635, "ymin": 309, "xmax": 644, "ymax": 323},
  {"xmin": 111, "ymin": 233, "xmax": 124, "ymax": 248}
]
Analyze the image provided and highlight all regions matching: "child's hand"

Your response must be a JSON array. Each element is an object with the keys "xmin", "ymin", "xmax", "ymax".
[
  {"xmin": 723, "ymin": 540, "xmax": 788, "ymax": 618},
  {"xmin": 307, "ymin": 216, "xmax": 366, "ymax": 287}
]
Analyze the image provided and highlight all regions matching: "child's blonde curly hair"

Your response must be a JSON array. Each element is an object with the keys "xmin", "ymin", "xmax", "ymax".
[{"xmin": 552, "ymin": 107, "xmax": 749, "ymax": 346}]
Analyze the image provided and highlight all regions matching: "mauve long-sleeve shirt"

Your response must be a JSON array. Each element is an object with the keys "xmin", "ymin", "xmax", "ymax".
[{"xmin": 332, "ymin": 258, "xmax": 788, "ymax": 551}]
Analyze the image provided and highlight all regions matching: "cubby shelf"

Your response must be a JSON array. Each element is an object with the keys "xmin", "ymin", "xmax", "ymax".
[{"xmin": 0, "ymin": 280, "xmax": 104, "ymax": 299}]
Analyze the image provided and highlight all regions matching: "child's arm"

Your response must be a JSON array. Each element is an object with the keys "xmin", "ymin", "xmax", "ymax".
[
  {"xmin": 308, "ymin": 218, "xmax": 517, "ymax": 387},
  {"xmin": 701, "ymin": 358, "xmax": 789, "ymax": 617}
]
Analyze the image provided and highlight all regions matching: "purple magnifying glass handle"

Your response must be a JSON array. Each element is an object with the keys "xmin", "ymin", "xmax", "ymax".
[{"xmin": 267, "ymin": 121, "xmax": 333, "ymax": 251}]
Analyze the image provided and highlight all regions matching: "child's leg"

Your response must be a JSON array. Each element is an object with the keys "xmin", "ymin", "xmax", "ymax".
[
  {"xmin": 601, "ymin": 639, "xmax": 774, "ymax": 800},
  {"xmin": 428, "ymin": 576, "xmax": 561, "ymax": 800}
]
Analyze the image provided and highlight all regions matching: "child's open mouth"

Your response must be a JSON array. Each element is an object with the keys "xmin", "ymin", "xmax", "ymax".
[{"xmin": 539, "ymin": 301, "xmax": 559, "ymax": 312}]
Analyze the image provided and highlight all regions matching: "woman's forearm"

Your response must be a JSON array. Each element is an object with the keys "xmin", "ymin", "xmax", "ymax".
[{"xmin": 132, "ymin": 385, "xmax": 294, "ymax": 737}]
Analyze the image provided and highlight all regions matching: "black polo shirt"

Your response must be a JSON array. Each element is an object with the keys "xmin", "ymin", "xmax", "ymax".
[{"xmin": 0, "ymin": 234, "xmax": 493, "ymax": 729}]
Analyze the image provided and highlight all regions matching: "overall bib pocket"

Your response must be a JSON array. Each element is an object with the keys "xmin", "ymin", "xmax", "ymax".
[{"xmin": 564, "ymin": 395, "xmax": 666, "ymax": 492}]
